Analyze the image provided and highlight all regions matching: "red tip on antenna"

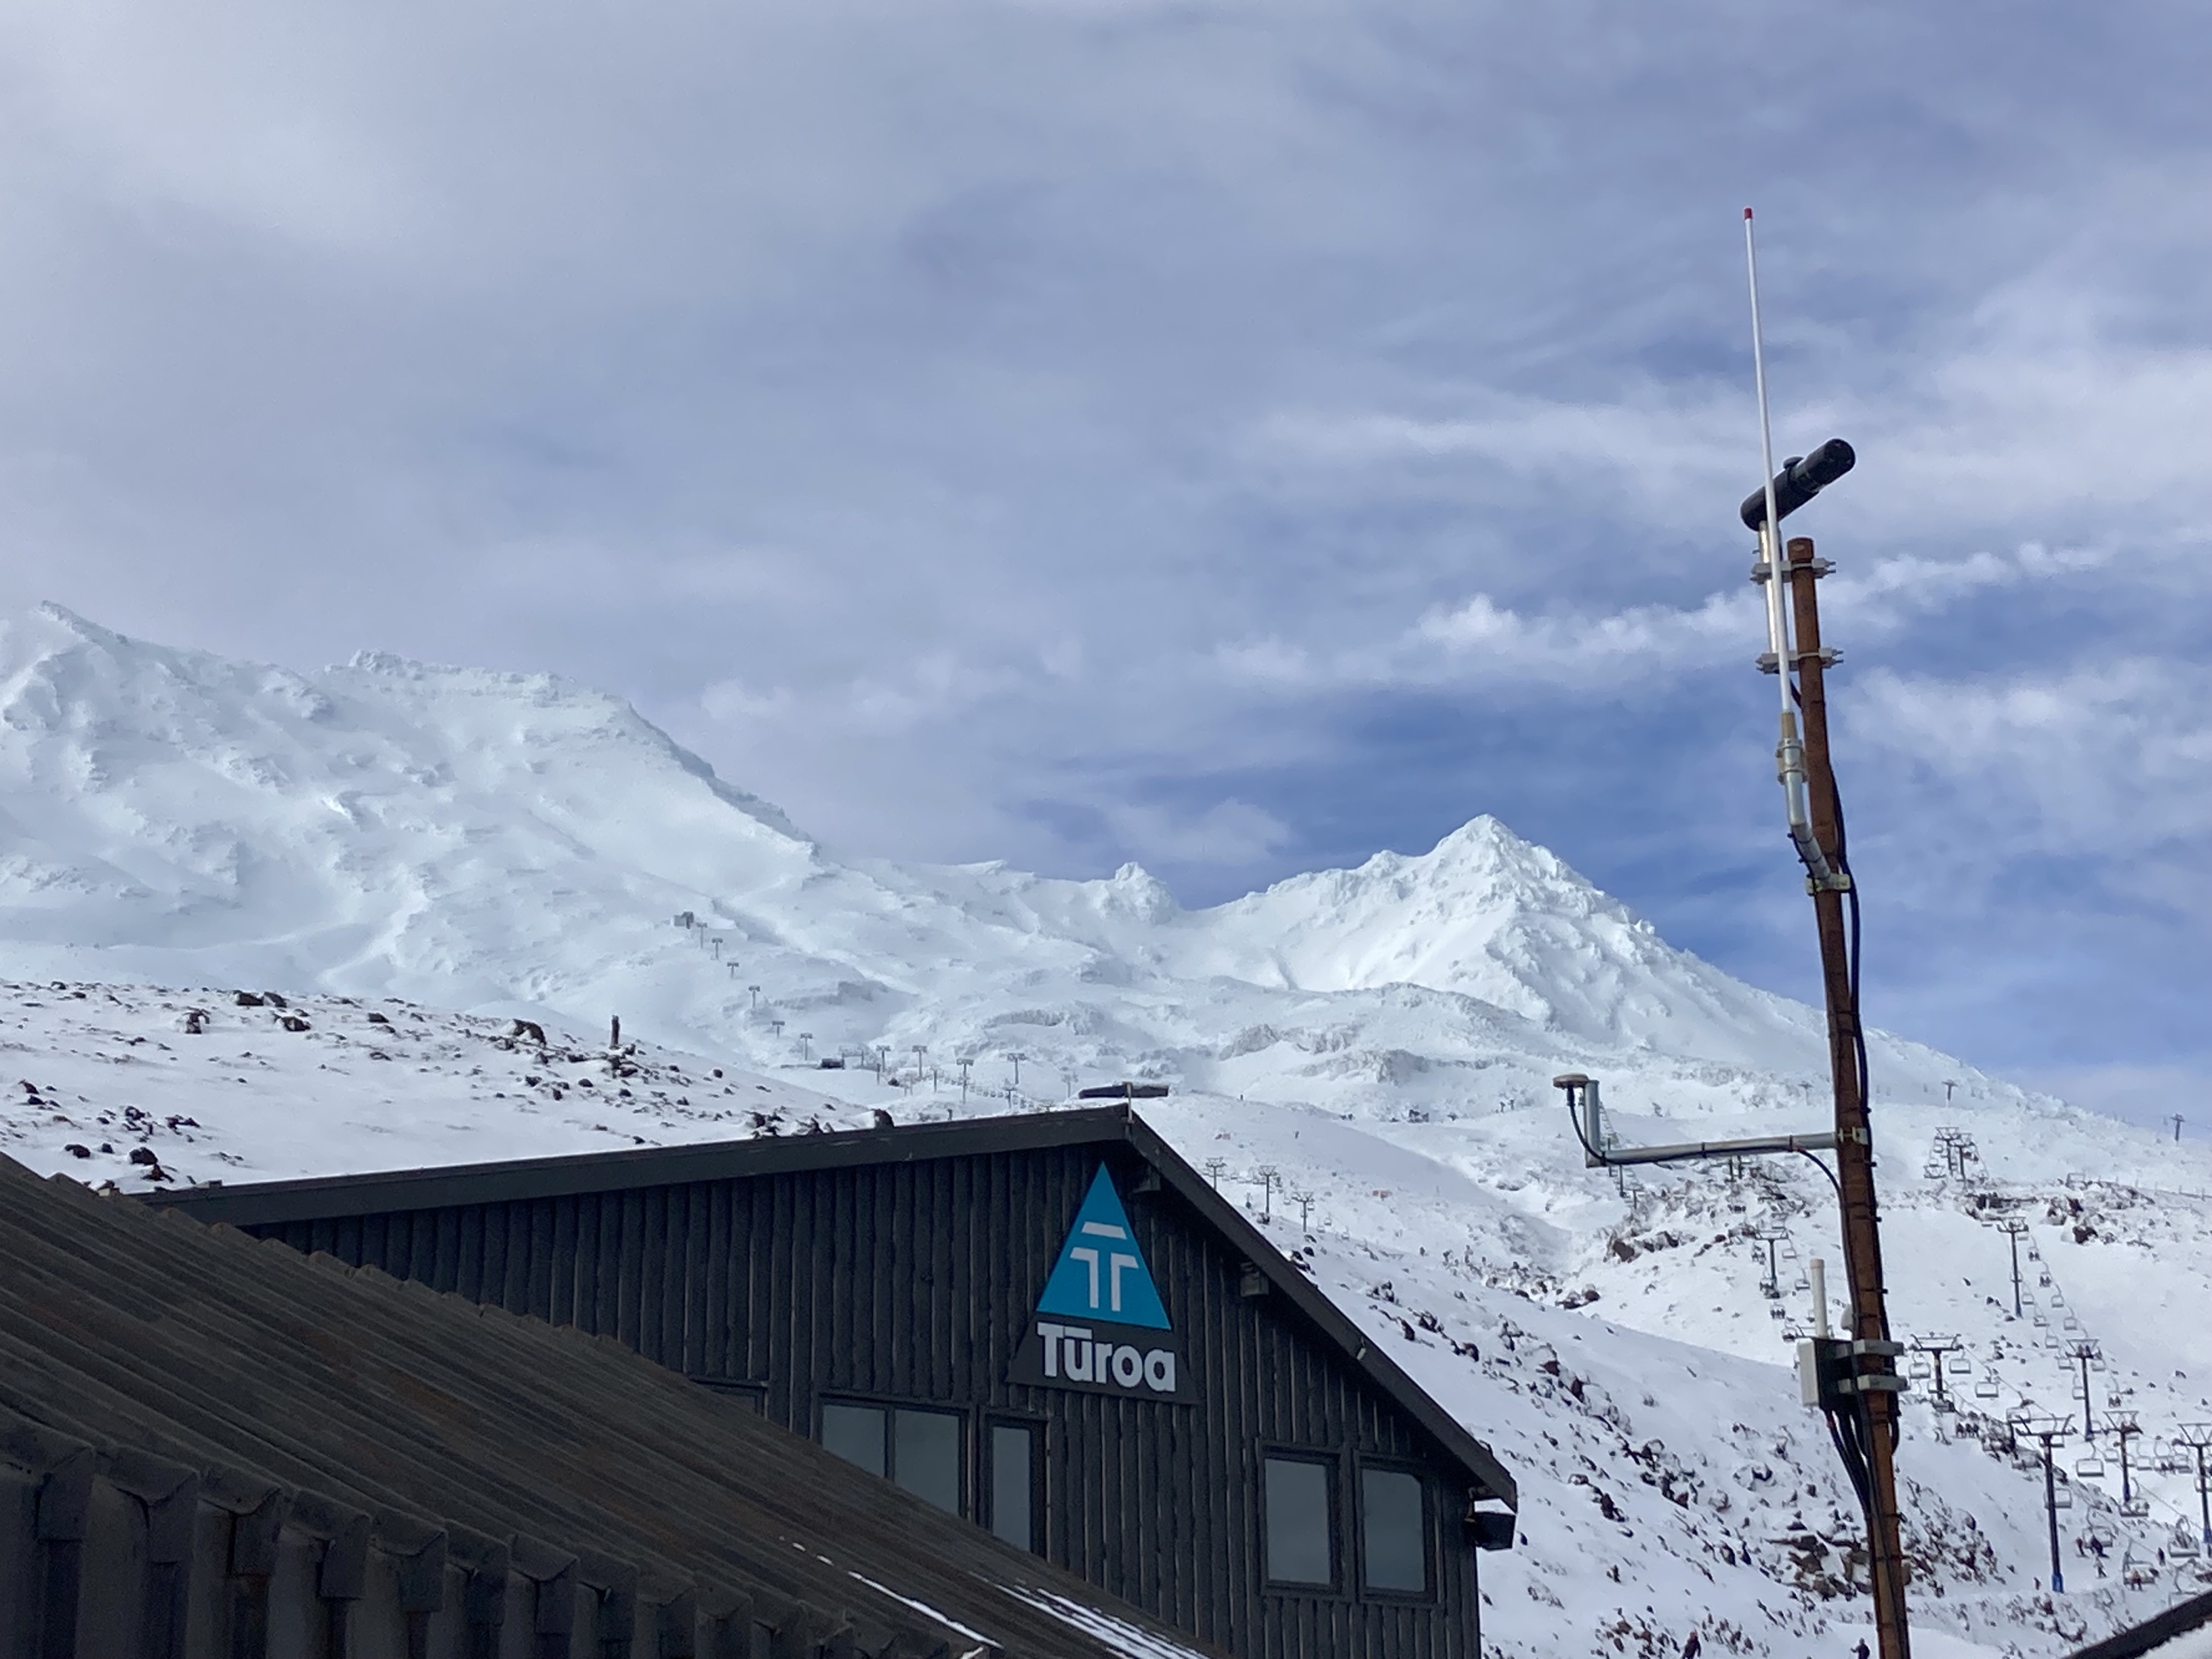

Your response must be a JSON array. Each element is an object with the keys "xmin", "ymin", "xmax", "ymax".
[{"xmin": 1744, "ymin": 207, "xmax": 1755, "ymax": 220}]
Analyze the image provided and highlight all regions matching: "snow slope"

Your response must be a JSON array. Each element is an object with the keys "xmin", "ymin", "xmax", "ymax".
[
  {"xmin": 3, "ymin": 602, "xmax": 2209, "ymax": 1658},
  {"xmin": 0, "ymin": 603, "xmax": 1994, "ymax": 1115}
]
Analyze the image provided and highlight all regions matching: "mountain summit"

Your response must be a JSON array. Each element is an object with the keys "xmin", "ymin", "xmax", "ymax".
[{"xmin": 0, "ymin": 605, "xmax": 1976, "ymax": 1109}]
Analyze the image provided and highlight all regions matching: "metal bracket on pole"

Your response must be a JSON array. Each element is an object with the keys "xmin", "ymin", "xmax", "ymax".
[
  {"xmin": 1555, "ymin": 1075, "xmax": 1839, "ymax": 1169},
  {"xmin": 1757, "ymin": 648, "xmax": 1843, "ymax": 674},
  {"xmin": 1799, "ymin": 1337, "xmax": 1907, "ymax": 1408},
  {"xmin": 1753, "ymin": 554, "xmax": 1834, "ymax": 581}
]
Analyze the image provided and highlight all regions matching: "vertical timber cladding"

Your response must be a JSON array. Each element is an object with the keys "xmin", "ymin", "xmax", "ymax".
[{"xmin": 244, "ymin": 1129, "xmax": 1497, "ymax": 1659}]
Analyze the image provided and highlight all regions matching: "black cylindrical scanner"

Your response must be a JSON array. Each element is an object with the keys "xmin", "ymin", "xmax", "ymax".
[{"xmin": 1740, "ymin": 436, "xmax": 1856, "ymax": 531}]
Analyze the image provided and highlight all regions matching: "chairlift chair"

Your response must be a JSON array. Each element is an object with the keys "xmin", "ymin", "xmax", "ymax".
[
  {"xmin": 2171, "ymin": 1530, "xmax": 2201, "ymax": 1559},
  {"xmin": 2076, "ymin": 1456, "xmax": 2107, "ymax": 1479},
  {"xmin": 2122, "ymin": 1499, "xmax": 2150, "ymax": 1519},
  {"xmin": 2039, "ymin": 1271, "xmax": 2055, "ymax": 1287},
  {"xmin": 2051, "ymin": 1486, "xmax": 2073, "ymax": 1510},
  {"xmin": 1975, "ymin": 1378, "xmax": 2001, "ymax": 1400},
  {"xmin": 1950, "ymin": 1355, "xmax": 1973, "ymax": 1375}
]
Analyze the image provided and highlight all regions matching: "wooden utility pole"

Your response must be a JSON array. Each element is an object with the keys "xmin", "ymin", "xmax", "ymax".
[{"xmin": 1787, "ymin": 535, "xmax": 1912, "ymax": 1657}]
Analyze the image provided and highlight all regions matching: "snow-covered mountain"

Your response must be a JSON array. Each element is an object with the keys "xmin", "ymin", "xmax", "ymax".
[
  {"xmin": 0, "ymin": 602, "xmax": 1980, "ymax": 1109},
  {"xmin": 3, "ymin": 601, "xmax": 2209, "ymax": 1659}
]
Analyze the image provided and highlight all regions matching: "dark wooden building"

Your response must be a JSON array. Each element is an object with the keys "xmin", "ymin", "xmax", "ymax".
[
  {"xmin": 0, "ymin": 1151, "xmax": 1218, "ymax": 1659},
  {"xmin": 150, "ymin": 1106, "xmax": 1517, "ymax": 1659}
]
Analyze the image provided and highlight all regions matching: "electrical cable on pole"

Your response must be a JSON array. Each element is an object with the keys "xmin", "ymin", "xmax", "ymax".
[
  {"xmin": 1551, "ymin": 219, "xmax": 1903, "ymax": 1650},
  {"xmin": 1741, "ymin": 207, "xmax": 1910, "ymax": 1659}
]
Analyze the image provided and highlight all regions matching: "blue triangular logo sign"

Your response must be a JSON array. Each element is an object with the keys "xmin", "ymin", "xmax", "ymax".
[{"xmin": 1036, "ymin": 1166, "xmax": 1170, "ymax": 1329}]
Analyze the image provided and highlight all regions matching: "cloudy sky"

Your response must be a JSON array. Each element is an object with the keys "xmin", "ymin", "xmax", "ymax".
[{"xmin": 0, "ymin": 0, "xmax": 2206, "ymax": 1123}]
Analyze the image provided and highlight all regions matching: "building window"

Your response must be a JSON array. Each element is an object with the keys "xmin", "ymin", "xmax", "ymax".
[
  {"xmin": 819, "ymin": 1401, "xmax": 965, "ymax": 1513},
  {"xmin": 1263, "ymin": 1455, "xmax": 1336, "ymax": 1587},
  {"xmin": 820, "ymin": 1401, "xmax": 886, "ymax": 1477},
  {"xmin": 988, "ymin": 1422, "xmax": 1038, "ymax": 1552},
  {"xmin": 691, "ymin": 1377, "xmax": 765, "ymax": 1412},
  {"xmin": 1360, "ymin": 1466, "xmax": 1430, "ymax": 1595},
  {"xmin": 894, "ymin": 1406, "xmax": 963, "ymax": 1512}
]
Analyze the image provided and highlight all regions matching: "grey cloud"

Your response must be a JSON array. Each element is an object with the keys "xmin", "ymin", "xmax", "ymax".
[{"xmin": 0, "ymin": 0, "xmax": 2206, "ymax": 1095}]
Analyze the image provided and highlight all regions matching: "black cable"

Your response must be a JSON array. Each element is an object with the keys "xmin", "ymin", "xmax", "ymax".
[
  {"xmin": 1796, "ymin": 1147, "xmax": 1844, "ymax": 1202},
  {"xmin": 1826, "ymin": 1407, "xmax": 1870, "ymax": 1511},
  {"xmin": 1793, "ymin": 665, "xmax": 1912, "ymax": 1638},
  {"xmin": 1826, "ymin": 1401, "xmax": 1873, "ymax": 1515},
  {"xmin": 1810, "ymin": 693, "xmax": 1912, "ymax": 1631},
  {"xmin": 1834, "ymin": 792, "xmax": 1892, "ymax": 1351},
  {"xmin": 1563, "ymin": 1088, "xmax": 1609, "ymax": 1170}
]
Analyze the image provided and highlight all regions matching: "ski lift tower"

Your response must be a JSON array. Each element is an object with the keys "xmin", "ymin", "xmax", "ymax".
[
  {"xmin": 2178, "ymin": 1424, "xmax": 2212, "ymax": 1551},
  {"xmin": 2104, "ymin": 1411, "xmax": 2148, "ymax": 1516},
  {"xmin": 1908, "ymin": 1335, "xmax": 1965, "ymax": 1412},
  {"xmin": 1996, "ymin": 1218, "xmax": 2031, "ymax": 1317},
  {"xmin": 2012, "ymin": 1414, "xmax": 2074, "ymax": 1593},
  {"xmin": 2066, "ymin": 1340, "xmax": 2104, "ymax": 1443}
]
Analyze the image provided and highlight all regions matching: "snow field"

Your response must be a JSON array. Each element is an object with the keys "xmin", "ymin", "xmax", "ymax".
[{"xmin": 3, "ymin": 603, "xmax": 2211, "ymax": 1654}]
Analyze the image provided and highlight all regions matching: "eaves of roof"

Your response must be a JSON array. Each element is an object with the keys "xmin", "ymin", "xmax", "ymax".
[{"xmin": 2064, "ymin": 1585, "xmax": 2212, "ymax": 1659}]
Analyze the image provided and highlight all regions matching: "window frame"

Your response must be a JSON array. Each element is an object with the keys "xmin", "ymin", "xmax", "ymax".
[
  {"xmin": 1355, "ymin": 1458, "xmax": 1436, "ymax": 1602},
  {"xmin": 984, "ymin": 1415, "xmax": 1047, "ymax": 1555},
  {"xmin": 1259, "ymin": 1447, "xmax": 1347, "ymax": 1597},
  {"xmin": 814, "ymin": 1394, "xmax": 970, "ymax": 1515},
  {"xmin": 689, "ymin": 1376, "xmax": 767, "ymax": 1413},
  {"xmin": 817, "ymin": 1397, "xmax": 890, "ymax": 1478}
]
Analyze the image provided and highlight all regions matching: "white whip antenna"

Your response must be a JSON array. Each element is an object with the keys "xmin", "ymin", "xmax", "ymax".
[{"xmin": 1744, "ymin": 208, "xmax": 1839, "ymax": 889}]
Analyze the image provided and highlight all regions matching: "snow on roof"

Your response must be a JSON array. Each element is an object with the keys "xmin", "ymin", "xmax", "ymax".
[{"xmin": 1001, "ymin": 1585, "xmax": 1218, "ymax": 1659}]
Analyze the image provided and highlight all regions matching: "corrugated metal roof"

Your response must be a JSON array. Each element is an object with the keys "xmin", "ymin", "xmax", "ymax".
[
  {"xmin": 144, "ymin": 1106, "xmax": 1516, "ymax": 1511},
  {"xmin": 0, "ymin": 1150, "xmax": 1223, "ymax": 1658}
]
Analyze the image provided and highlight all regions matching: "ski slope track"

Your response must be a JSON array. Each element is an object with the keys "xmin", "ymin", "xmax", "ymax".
[{"xmin": 3, "ymin": 602, "xmax": 2209, "ymax": 1658}]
